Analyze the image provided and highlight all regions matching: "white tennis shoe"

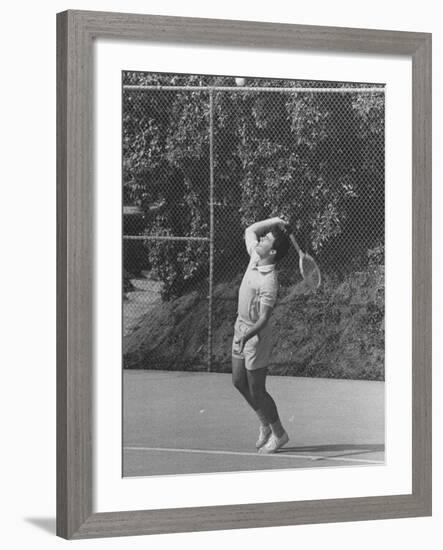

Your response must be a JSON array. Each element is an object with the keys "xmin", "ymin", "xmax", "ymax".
[
  {"xmin": 256, "ymin": 425, "xmax": 272, "ymax": 449},
  {"xmin": 258, "ymin": 431, "xmax": 289, "ymax": 454}
]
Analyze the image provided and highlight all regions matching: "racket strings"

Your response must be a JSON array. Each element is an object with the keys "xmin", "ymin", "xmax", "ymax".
[{"xmin": 300, "ymin": 255, "xmax": 321, "ymax": 289}]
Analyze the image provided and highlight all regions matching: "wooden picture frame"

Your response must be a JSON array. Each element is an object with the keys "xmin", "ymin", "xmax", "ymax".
[{"xmin": 56, "ymin": 10, "xmax": 432, "ymax": 539}]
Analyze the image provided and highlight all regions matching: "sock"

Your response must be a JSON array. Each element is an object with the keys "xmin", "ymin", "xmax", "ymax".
[{"xmin": 270, "ymin": 419, "xmax": 285, "ymax": 438}]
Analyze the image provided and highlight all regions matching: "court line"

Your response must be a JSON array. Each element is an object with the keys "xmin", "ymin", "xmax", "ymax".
[{"xmin": 124, "ymin": 446, "xmax": 384, "ymax": 465}]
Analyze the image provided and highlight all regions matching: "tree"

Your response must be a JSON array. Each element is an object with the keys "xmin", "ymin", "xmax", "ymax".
[{"xmin": 122, "ymin": 72, "xmax": 385, "ymax": 297}]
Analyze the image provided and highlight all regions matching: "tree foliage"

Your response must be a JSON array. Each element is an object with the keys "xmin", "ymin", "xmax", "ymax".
[{"xmin": 123, "ymin": 72, "xmax": 384, "ymax": 298}]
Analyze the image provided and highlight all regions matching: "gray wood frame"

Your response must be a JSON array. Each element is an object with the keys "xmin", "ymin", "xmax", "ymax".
[{"xmin": 57, "ymin": 10, "xmax": 432, "ymax": 540}]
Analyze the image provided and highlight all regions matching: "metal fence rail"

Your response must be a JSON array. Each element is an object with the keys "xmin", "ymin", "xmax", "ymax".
[{"xmin": 123, "ymin": 85, "xmax": 385, "ymax": 92}]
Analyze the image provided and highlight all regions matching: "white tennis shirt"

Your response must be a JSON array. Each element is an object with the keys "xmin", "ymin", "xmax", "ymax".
[{"xmin": 237, "ymin": 231, "xmax": 279, "ymax": 325}]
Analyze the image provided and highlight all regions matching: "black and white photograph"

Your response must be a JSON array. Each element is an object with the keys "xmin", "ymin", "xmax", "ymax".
[
  {"xmin": 0, "ymin": 0, "xmax": 438, "ymax": 543},
  {"xmin": 121, "ymin": 71, "xmax": 386, "ymax": 477}
]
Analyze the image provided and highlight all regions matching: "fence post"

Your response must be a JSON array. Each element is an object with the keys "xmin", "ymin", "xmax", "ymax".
[{"xmin": 208, "ymin": 89, "xmax": 214, "ymax": 372}]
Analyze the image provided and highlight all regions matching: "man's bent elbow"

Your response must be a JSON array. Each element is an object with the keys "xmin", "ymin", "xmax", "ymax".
[{"xmin": 244, "ymin": 226, "xmax": 255, "ymax": 239}]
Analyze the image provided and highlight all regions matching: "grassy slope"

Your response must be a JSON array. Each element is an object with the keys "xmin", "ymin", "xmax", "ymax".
[{"xmin": 123, "ymin": 264, "xmax": 384, "ymax": 381}]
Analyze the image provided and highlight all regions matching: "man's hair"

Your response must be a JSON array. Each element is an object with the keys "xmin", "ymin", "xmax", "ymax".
[{"xmin": 270, "ymin": 226, "xmax": 291, "ymax": 263}]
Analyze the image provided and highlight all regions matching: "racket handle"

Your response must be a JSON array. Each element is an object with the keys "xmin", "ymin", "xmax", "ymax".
[{"xmin": 288, "ymin": 233, "xmax": 303, "ymax": 256}]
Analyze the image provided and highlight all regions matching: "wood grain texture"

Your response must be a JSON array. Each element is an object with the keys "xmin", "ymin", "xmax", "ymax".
[
  {"xmin": 57, "ymin": 11, "xmax": 93, "ymax": 539},
  {"xmin": 69, "ymin": 9, "xmax": 427, "ymax": 54},
  {"xmin": 56, "ymin": 10, "xmax": 432, "ymax": 539},
  {"xmin": 71, "ymin": 494, "xmax": 428, "ymax": 539},
  {"xmin": 411, "ymin": 34, "xmax": 432, "ymax": 512},
  {"xmin": 56, "ymin": 11, "xmax": 68, "ymax": 538}
]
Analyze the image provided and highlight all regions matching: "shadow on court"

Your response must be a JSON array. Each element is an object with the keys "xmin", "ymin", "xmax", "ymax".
[
  {"xmin": 279, "ymin": 443, "xmax": 385, "ymax": 459},
  {"xmin": 282, "ymin": 443, "xmax": 384, "ymax": 453},
  {"xmin": 123, "ymin": 370, "xmax": 385, "ymax": 477}
]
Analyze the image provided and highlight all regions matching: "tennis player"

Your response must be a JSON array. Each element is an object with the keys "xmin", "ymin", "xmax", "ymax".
[{"xmin": 232, "ymin": 217, "xmax": 291, "ymax": 453}]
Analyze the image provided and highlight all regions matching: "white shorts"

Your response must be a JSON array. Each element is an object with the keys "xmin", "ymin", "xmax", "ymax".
[{"xmin": 231, "ymin": 317, "xmax": 272, "ymax": 371}]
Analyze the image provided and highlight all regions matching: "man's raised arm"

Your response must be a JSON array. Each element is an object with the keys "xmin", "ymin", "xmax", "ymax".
[{"xmin": 245, "ymin": 217, "xmax": 288, "ymax": 242}]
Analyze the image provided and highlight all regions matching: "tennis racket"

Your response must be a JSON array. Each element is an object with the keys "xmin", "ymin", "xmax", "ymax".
[{"xmin": 288, "ymin": 232, "xmax": 321, "ymax": 290}]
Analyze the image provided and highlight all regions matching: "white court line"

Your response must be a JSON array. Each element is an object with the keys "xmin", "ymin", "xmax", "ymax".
[{"xmin": 124, "ymin": 446, "xmax": 385, "ymax": 465}]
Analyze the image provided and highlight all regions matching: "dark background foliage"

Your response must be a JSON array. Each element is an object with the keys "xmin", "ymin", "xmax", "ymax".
[{"xmin": 122, "ymin": 72, "xmax": 384, "ymax": 299}]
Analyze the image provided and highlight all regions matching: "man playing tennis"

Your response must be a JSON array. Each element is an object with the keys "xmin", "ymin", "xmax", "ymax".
[{"xmin": 232, "ymin": 216, "xmax": 291, "ymax": 453}]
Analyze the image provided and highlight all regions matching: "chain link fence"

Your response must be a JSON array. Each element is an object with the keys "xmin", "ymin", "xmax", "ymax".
[{"xmin": 122, "ymin": 73, "xmax": 385, "ymax": 379}]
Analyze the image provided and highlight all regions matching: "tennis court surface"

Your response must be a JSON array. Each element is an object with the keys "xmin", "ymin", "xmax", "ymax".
[{"xmin": 123, "ymin": 370, "xmax": 385, "ymax": 477}]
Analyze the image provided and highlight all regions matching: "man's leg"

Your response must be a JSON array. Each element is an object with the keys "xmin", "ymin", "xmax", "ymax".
[
  {"xmin": 232, "ymin": 356, "xmax": 254, "ymax": 407},
  {"xmin": 246, "ymin": 367, "xmax": 279, "ymax": 426},
  {"xmin": 232, "ymin": 356, "xmax": 271, "ymax": 447},
  {"xmin": 247, "ymin": 367, "xmax": 288, "ymax": 453}
]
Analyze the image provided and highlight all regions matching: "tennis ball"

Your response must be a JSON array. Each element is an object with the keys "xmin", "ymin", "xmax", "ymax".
[{"xmin": 235, "ymin": 77, "xmax": 246, "ymax": 87}]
